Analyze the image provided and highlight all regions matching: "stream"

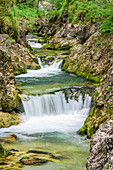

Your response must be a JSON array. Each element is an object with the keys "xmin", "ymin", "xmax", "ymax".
[{"xmin": 0, "ymin": 34, "xmax": 95, "ymax": 170}]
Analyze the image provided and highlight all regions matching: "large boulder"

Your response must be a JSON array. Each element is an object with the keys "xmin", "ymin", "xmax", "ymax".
[
  {"xmin": 0, "ymin": 34, "xmax": 40, "ymax": 75},
  {"xmin": 86, "ymin": 120, "xmax": 113, "ymax": 170},
  {"xmin": 0, "ymin": 48, "xmax": 19, "ymax": 111}
]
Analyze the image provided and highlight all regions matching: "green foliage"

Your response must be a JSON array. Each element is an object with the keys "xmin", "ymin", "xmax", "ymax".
[
  {"xmin": 17, "ymin": 0, "xmax": 40, "ymax": 8},
  {"xmin": 0, "ymin": 0, "xmax": 20, "ymax": 41},
  {"xmin": 40, "ymin": 0, "xmax": 113, "ymax": 34},
  {"xmin": 11, "ymin": 4, "xmax": 37, "ymax": 19},
  {"xmin": 106, "ymin": 86, "xmax": 111, "ymax": 92}
]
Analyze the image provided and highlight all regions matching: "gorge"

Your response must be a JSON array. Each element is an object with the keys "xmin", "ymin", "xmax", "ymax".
[{"xmin": 0, "ymin": 0, "xmax": 113, "ymax": 169}]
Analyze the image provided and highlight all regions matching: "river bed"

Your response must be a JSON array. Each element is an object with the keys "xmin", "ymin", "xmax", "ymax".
[{"xmin": 0, "ymin": 34, "xmax": 94, "ymax": 170}]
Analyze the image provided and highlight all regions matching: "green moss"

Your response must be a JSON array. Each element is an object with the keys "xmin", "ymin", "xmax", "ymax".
[
  {"xmin": 38, "ymin": 38, "xmax": 47, "ymax": 43},
  {"xmin": 0, "ymin": 144, "xmax": 9, "ymax": 158},
  {"xmin": 33, "ymin": 57, "xmax": 38, "ymax": 64},
  {"xmin": 14, "ymin": 66, "xmax": 27, "ymax": 75},
  {"xmin": 42, "ymin": 42, "xmax": 71, "ymax": 50},
  {"xmin": 20, "ymin": 156, "xmax": 29, "ymax": 161},
  {"xmin": 78, "ymin": 107, "xmax": 98, "ymax": 138},
  {"xmin": 62, "ymin": 59, "xmax": 101, "ymax": 83},
  {"xmin": 79, "ymin": 102, "xmax": 113, "ymax": 138},
  {"xmin": 106, "ymin": 86, "xmax": 111, "ymax": 92}
]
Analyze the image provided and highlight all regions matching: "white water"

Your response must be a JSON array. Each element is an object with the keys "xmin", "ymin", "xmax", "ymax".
[
  {"xmin": 28, "ymin": 41, "xmax": 43, "ymax": 48},
  {"xmin": 16, "ymin": 59, "xmax": 63, "ymax": 78},
  {"xmin": 0, "ymin": 92, "xmax": 91, "ymax": 140},
  {"xmin": 22, "ymin": 92, "xmax": 91, "ymax": 118},
  {"xmin": 26, "ymin": 36, "xmax": 46, "ymax": 48},
  {"xmin": 38, "ymin": 57, "xmax": 63, "ymax": 69},
  {"xmin": 0, "ymin": 36, "xmax": 92, "ymax": 143}
]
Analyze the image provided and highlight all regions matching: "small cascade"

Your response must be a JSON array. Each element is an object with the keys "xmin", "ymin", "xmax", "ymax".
[
  {"xmin": 49, "ymin": 60, "xmax": 63, "ymax": 69},
  {"xmin": 38, "ymin": 57, "xmax": 43, "ymax": 68},
  {"xmin": 38, "ymin": 57, "xmax": 63, "ymax": 70},
  {"xmin": 21, "ymin": 91, "xmax": 92, "ymax": 118},
  {"xmin": 28, "ymin": 41, "xmax": 43, "ymax": 48}
]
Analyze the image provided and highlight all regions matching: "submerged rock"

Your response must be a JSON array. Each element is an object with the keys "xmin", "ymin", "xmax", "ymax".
[
  {"xmin": 27, "ymin": 150, "xmax": 64, "ymax": 160},
  {"xmin": 2, "ymin": 134, "xmax": 17, "ymax": 143},
  {"xmin": 87, "ymin": 120, "xmax": 113, "ymax": 170},
  {"xmin": 20, "ymin": 156, "xmax": 48, "ymax": 165}
]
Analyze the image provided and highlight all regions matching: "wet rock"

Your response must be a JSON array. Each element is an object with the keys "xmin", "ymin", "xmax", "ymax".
[
  {"xmin": 87, "ymin": 121, "xmax": 113, "ymax": 170},
  {"xmin": 27, "ymin": 150, "xmax": 64, "ymax": 160},
  {"xmin": 20, "ymin": 156, "xmax": 48, "ymax": 165},
  {"xmin": 2, "ymin": 134, "xmax": 17, "ymax": 143}
]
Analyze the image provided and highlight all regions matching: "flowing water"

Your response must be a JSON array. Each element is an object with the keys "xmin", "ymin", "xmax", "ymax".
[{"xmin": 0, "ymin": 34, "xmax": 95, "ymax": 170}]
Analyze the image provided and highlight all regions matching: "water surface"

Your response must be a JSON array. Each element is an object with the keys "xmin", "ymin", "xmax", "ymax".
[{"xmin": 0, "ymin": 34, "xmax": 93, "ymax": 170}]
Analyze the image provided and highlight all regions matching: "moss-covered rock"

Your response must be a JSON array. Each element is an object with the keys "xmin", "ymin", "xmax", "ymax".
[
  {"xmin": 14, "ymin": 65, "xmax": 27, "ymax": 75},
  {"xmin": 0, "ymin": 34, "xmax": 40, "ymax": 77},
  {"xmin": 62, "ymin": 32, "xmax": 113, "ymax": 83},
  {"xmin": 79, "ymin": 65, "xmax": 113, "ymax": 138},
  {"xmin": 87, "ymin": 120, "xmax": 113, "ymax": 169},
  {"xmin": 0, "ymin": 48, "xmax": 19, "ymax": 112},
  {"xmin": 0, "ymin": 144, "xmax": 10, "ymax": 158},
  {"xmin": 0, "ymin": 111, "xmax": 21, "ymax": 128}
]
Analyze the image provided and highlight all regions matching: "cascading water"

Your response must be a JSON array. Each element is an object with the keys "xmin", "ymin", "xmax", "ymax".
[
  {"xmin": 38, "ymin": 57, "xmax": 63, "ymax": 69},
  {"xmin": 22, "ymin": 92, "xmax": 91, "ymax": 118},
  {"xmin": 0, "ymin": 34, "xmax": 94, "ymax": 170}
]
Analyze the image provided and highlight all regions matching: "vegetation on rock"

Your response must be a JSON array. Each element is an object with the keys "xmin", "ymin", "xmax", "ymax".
[
  {"xmin": 0, "ymin": 144, "xmax": 10, "ymax": 158},
  {"xmin": 0, "ymin": 112, "xmax": 21, "ymax": 128}
]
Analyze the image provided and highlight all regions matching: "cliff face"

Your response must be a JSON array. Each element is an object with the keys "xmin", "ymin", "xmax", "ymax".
[
  {"xmin": 62, "ymin": 31, "xmax": 113, "ymax": 82},
  {"xmin": 43, "ymin": 22, "xmax": 99, "ymax": 50},
  {"xmin": 62, "ymin": 31, "xmax": 113, "ymax": 138},
  {"xmin": 0, "ymin": 34, "xmax": 40, "ymax": 75},
  {"xmin": 43, "ymin": 21, "xmax": 113, "ymax": 138},
  {"xmin": 79, "ymin": 64, "xmax": 113, "ymax": 138},
  {"xmin": 0, "ymin": 34, "xmax": 40, "ymax": 112},
  {"xmin": 86, "ymin": 120, "xmax": 113, "ymax": 169},
  {"xmin": 0, "ymin": 48, "xmax": 18, "ymax": 111}
]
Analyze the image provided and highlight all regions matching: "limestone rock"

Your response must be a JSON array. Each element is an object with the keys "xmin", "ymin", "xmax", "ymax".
[
  {"xmin": 62, "ymin": 32, "xmax": 113, "ymax": 83},
  {"xmin": 87, "ymin": 121, "xmax": 113, "ymax": 170},
  {"xmin": 0, "ymin": 34, "xmax": 40, "ymax": 75},
  {"xmin": 0, "ymin": 34, "xmax": 40, "ymax": 111},
  {"xmin": 46, "ymin": 22, "xmax": 99, "ymax": 49},
  {"xmin": 0, "ymin": 48, "xmax": 19, "ymax": 111}
]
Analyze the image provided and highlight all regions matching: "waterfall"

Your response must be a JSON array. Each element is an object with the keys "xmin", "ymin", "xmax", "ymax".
[
  {"xmin": 38, "ymin": 57, "xmax": 43, "ymax": 68},
  {"xmin": 38, "ymin": 58, "xmax": 63, "ymax": 69},
  {"xmin": 21, "ymin": 91, "xmax": 92, "ymax": 118}
]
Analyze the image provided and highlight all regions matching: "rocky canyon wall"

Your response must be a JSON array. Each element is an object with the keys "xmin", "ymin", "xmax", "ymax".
[{"xmin": 0, "ymin": 34, "xmax": 40, "ymax": 112}]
